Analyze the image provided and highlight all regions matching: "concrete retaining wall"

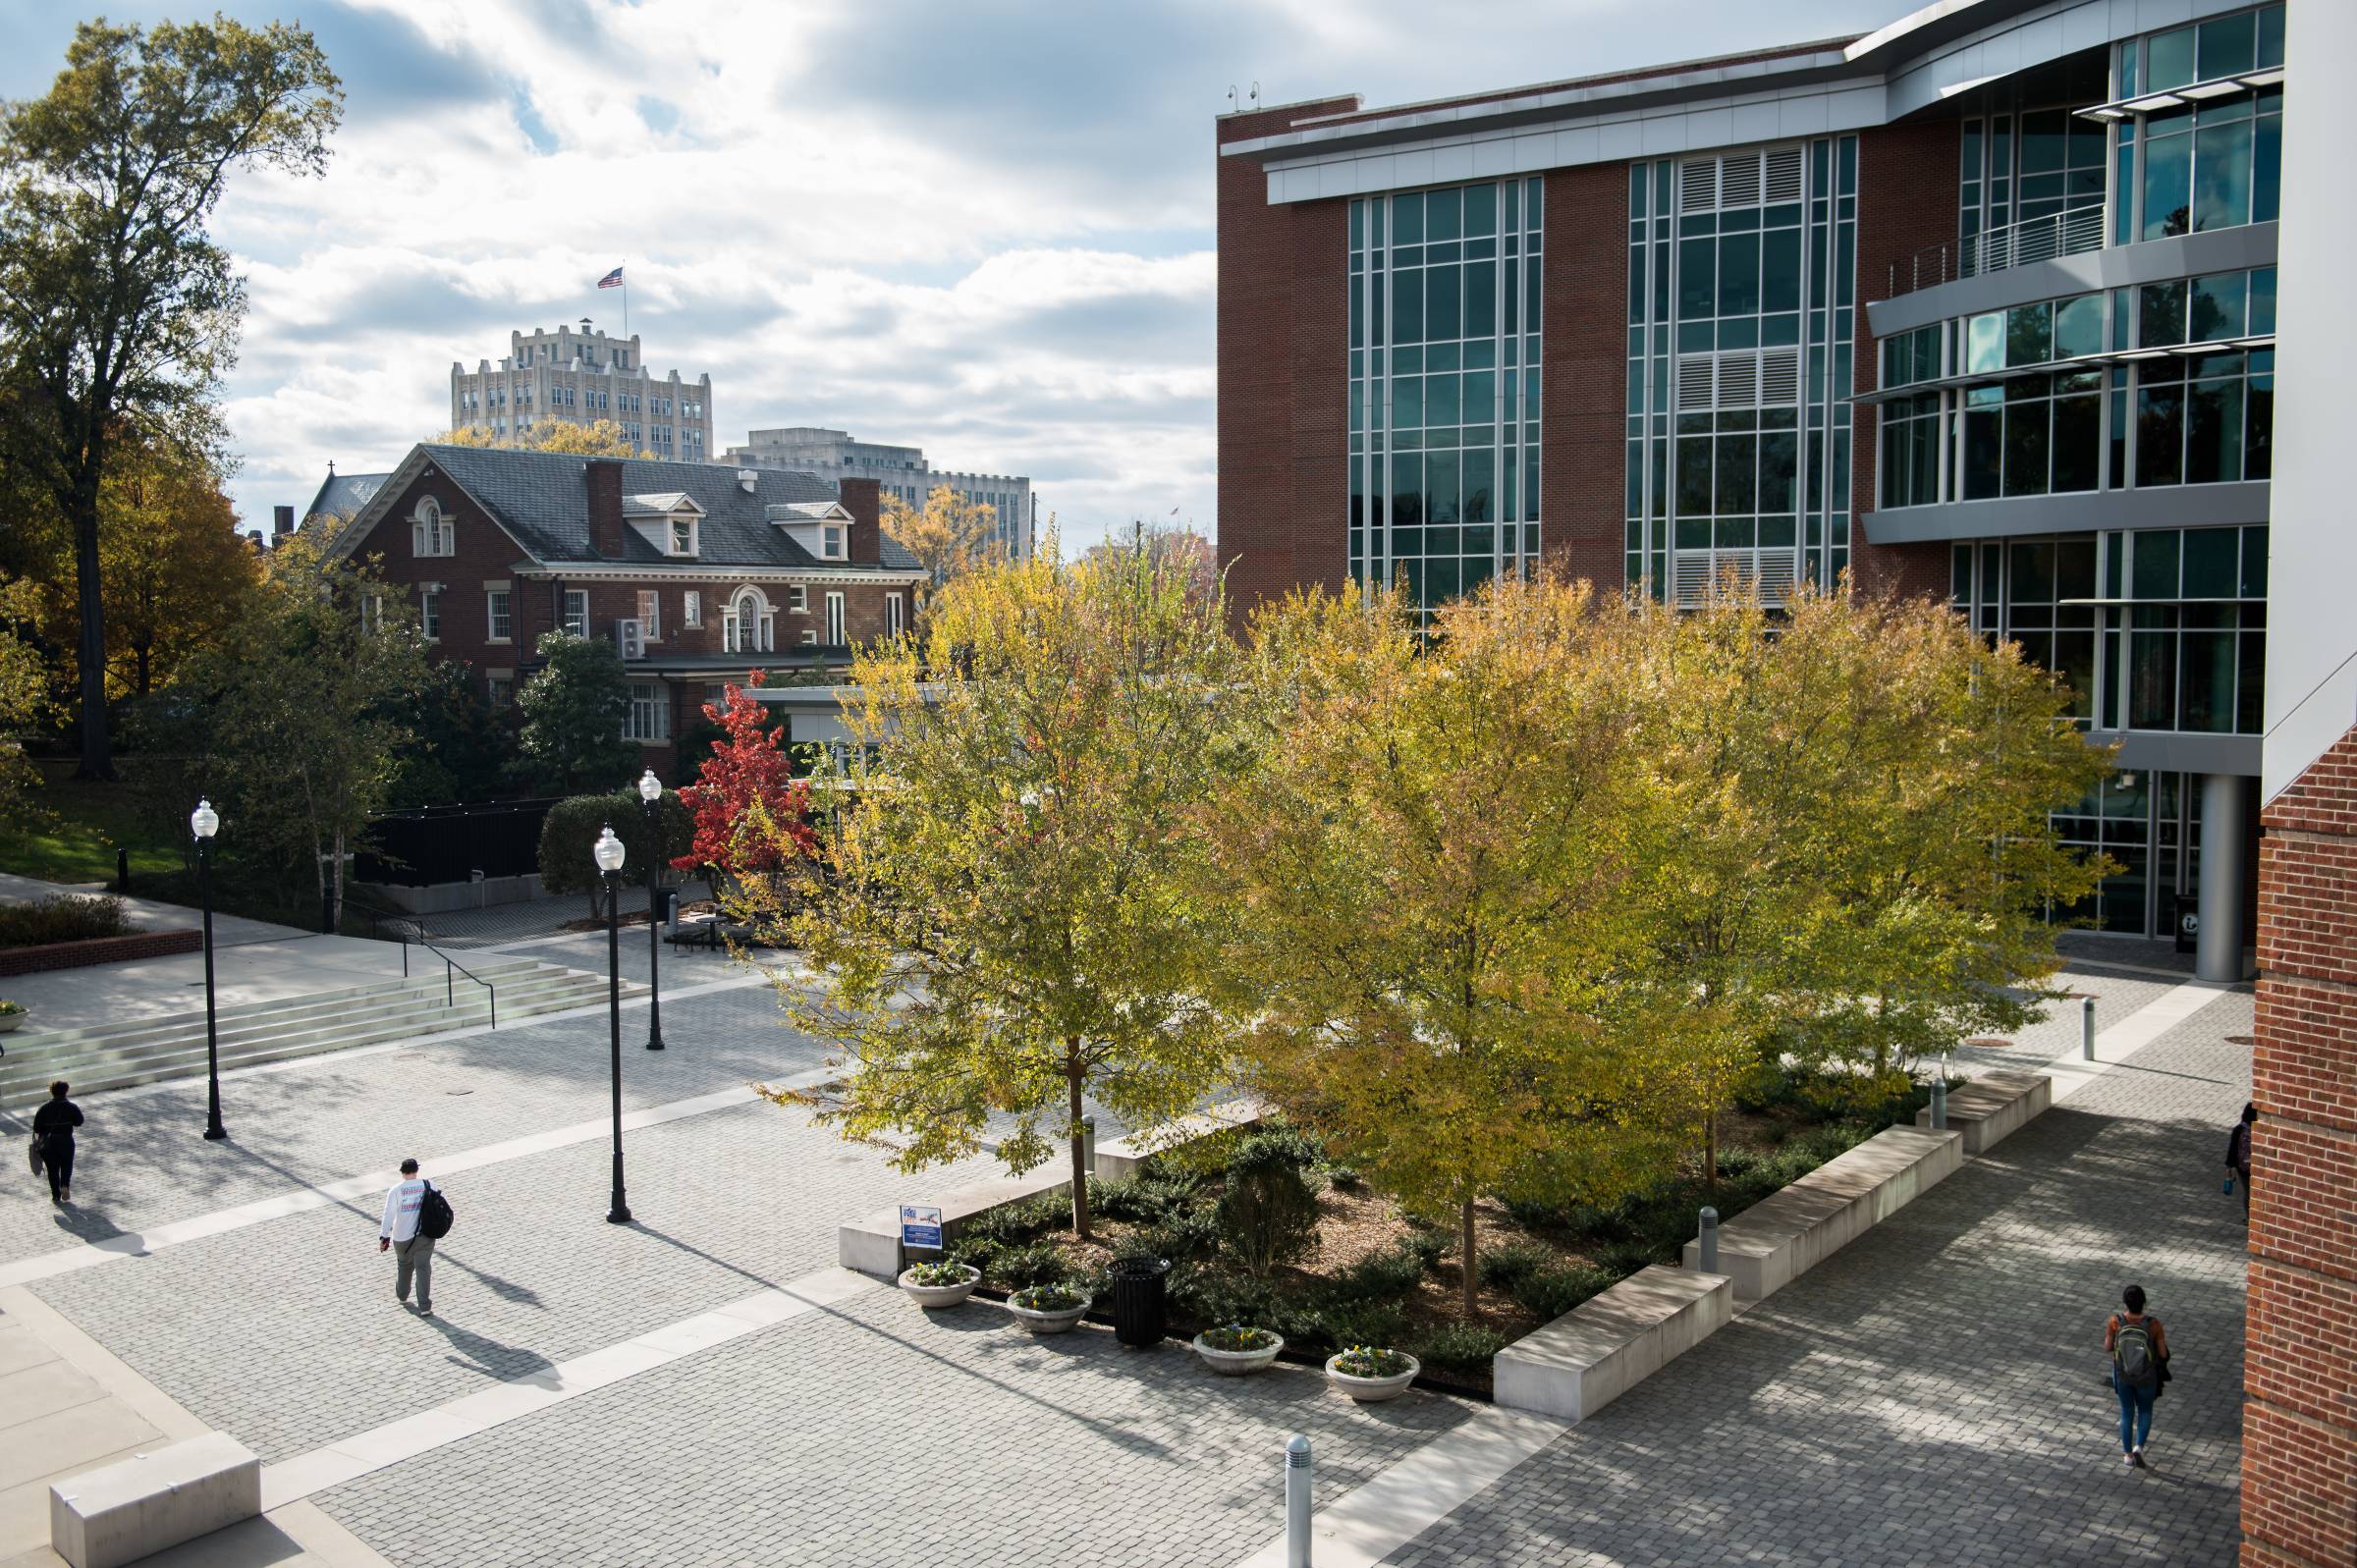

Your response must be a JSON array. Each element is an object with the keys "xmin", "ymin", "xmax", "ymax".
[
  {"xmin": 1915, "ymin": 1069, "xmax": 2051, "ymax": 1156},
  {"xmin": 1680, "ymin": 1124, "xmax": 1962, "ymax": 1301},
  {"xmin": 50, "ymin": 1432, "xmax": 259, "ymax": 1568},
  {"xmin": 1494, "ymin": 1265, "xmax": 1732, "ymax": 1422}
]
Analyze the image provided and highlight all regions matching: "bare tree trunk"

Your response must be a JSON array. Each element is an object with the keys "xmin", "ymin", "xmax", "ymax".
[
  {"xmin": 1067, "ymin": 1048, "xmax": 1091, "ymax": 1239},
  {"xmin": 1459, "ymin": 1196, "xmax": 1478, "ymax": 1321}
]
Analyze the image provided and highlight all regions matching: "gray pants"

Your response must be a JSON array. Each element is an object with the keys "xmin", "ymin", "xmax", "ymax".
[{"xmin": 394, "ymin": 1234, "xmax": 436, "ymax": 1311}]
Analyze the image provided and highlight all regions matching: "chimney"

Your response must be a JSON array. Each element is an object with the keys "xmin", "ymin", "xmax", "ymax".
[
  {"xmin": 273, "ymin": 505, "xmax": 295, "ymax": 537},
  {"xmin": 839, "ymin": 477, "xmax": 882, "ymax": 565},
  {"xmin": 586, "ymin": 459, "xmax": 626, "ymax": 558}
]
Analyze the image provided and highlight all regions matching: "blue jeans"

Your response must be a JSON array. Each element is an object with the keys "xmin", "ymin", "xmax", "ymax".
[{"xmin": 2113, "ymin": 1375, "xmax": 2155, "ymax": 1452}]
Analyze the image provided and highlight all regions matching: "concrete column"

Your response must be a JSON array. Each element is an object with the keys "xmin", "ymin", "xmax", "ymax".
[{"xmin": 2196, "ymin": 772, "xmax": 2250, "ymax": 982}]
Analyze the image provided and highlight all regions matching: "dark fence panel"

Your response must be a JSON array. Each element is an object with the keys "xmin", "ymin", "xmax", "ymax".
[{"xmin": 356, "ymin": 798, "xmax": 560, "ymax": 887}]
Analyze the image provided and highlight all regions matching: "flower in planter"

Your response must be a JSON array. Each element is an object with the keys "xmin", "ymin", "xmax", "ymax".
[
  {"xmin": 0, "ymin": 1000, "xmax": 23, "ymax": 1016},
  {"xmin": 1200, "ymin": 1323, "xmax": 1278, "ymax": 1353},
  {"xmin": 905, "ymin": 1261, "xmax": 973, "ymax": 1288},
  {"xmin": 1011, "ymin": 1284, "xmax": 1084, "ymax": 1314},
  {"xmin": 1331, "ymin": 1344, "xmax": 1412, "ymax": 1379}
]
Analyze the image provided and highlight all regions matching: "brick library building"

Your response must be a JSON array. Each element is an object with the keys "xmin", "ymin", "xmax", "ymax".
[{"xmin": 1215, "ymin": 1, "xmax": 2352, "ymax": 1561}]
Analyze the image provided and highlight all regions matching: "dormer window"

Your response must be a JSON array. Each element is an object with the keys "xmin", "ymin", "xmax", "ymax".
[
  {"xmin": 823, "ymin": 524, "xmax": 845, "ymax": 560},
  {"xmin": 411, "ymin": 497, "xmax": 454, "ymax": 557},
  {"xmin": 669, "ymin": 517, "xmax": 696, "ymax": 556}
]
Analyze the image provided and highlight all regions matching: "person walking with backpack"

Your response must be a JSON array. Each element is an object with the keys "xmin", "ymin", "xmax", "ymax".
[
  {"xmin": 2105, "ymin": 1283, "xmax": 2169, "ymax": 1467},
  {"xmin": 2225, "ymin": 1103, "xmax": 2256, "ymax": 1219},
  {"xmin": 378, "ymin": 1159, "xmax": 453, "ymax": 1317},
  {"xmin": 31, "ymin": 1081, "xmax": 82, "ymax": 1206}
]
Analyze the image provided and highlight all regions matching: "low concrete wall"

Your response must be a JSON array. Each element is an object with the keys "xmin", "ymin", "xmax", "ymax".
[
  {"xmin": 0, "ymin": 929, "xmax": 201, "ymax": 977},
  {"xmin": 50, "ymin": 1432, "xmax": 259, "ymax": 1568},
  {"xmin": 1915, "ymin": 1069, "xmax": 2051, "ymax": 1156},
  {"xmin": 1095, "ymin": 1099, "xmax": 1266, "ymax": 1182},
  {"xmin": 1494, "ymin": 1265, "xmax": 1732, "ymax": 1423},
  {"xmin": 839, "ymin": 1169, "xmax": 1074, "ymax": 1278},
  {"xmin": 363, "ymin": 873, "xmax": 547, "ymax": 915},
  {"xmin": 1680, "ymin": 1125, "xmax": 1962, "ymax": 1301}
]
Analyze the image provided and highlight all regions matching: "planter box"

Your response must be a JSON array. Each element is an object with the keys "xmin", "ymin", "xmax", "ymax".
[
  {"xmin": 1006, "ymin": 1294, "xmax": 1091, "ymax": 1334},
  {"xmin": 898, "ymin": 1265, "xmax": 981, "ymax": 1309},
  {"xmin": 1494, "ymin": 1265, "xmax": 1731, "ymax": 1423},
  {"xmin": 1192, "ymin": 1331, "xmax": 1285, "ymax": 1376},
  {"xmin": 839, "ymin": 1170, "xmax": 1074, "ymax": 1279},
  {"xmin": 1326, "ymin": 1351, "xmax": 1419, "ymax": 1403},
  {"xmin": 0, "ymin": 930, "xmax": 200, "ymax": 978},
  {"xmin": 1680, "ymin": 1124, "xmax": 1961, "ymax": 1302},
  {"xmin": 1914, "ymin": 1069, "xmax": 2050, "ymax": 1156},
  {"xmin": 1094, "ymin": 1098, "xmax": 1266, "ymax": 1181}
]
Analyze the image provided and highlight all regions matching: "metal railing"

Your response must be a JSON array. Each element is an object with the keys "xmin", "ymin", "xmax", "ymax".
[
  {"xmin": 1890, "ymin": 202, "xmax": 2108, "ymax": 297},
  {"xmin": 349, "ymin": 895, "xmax": 500, "ymax": 1030}
]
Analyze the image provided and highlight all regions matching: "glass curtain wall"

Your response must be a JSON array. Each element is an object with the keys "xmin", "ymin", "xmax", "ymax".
[
  {"xmin": 1625, "ymin": 138, "xmax": 1854, "ymax": 601},
  {"xmin": 1347, "ymin": 179, "xmax": 1544, "ymax": 612},
  {"xmin": 2111, "ymin": 5, "xmax": 2284, "ymax": 244}
]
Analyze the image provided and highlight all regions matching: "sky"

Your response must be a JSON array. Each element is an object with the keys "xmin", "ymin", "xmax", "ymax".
[{"xmin": 2, "ymin": 0, "xmax": 1895, "ymax": 551}]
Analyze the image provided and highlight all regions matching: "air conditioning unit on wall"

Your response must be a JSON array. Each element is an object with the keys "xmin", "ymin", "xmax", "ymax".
[{"xmin": 614, "ymin": 618, "xmax": 644, "ymax": 660}]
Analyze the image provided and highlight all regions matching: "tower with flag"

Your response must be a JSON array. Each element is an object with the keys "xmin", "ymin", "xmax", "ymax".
[{"xmin": 598, "ymin": 265, "xmax": 626, "ymax": 338}]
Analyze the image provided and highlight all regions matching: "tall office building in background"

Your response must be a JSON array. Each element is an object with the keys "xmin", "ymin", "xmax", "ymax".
[{"xmin": 720, "ymin": 427, "xmax": 1037, "ymax": 559}]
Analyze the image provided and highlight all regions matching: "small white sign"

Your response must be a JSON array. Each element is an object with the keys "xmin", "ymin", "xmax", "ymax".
[{"xmin": 901, "ymin": 1204, "xmax": 944, "ymax": 1250}]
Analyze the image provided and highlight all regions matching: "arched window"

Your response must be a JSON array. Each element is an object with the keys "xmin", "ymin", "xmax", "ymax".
[
  {"xmin": 411, "ymin": 497, "xmax": 454, "ymax": 558},
  {"xmin": 724, "ymin": 587, "xmax": 774, "ymax": 653}
]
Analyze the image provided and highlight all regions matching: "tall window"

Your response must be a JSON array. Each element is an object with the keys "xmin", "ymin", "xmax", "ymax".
[
  {"xmin": 2111, "ymin": 6, "xmax": 2284, "ymax": 243},
  {"xmin": 486, "ymin": 589, "xmax": 511, "ymax": 641},
  {"xmin": 563, "ymin": 589, "xmax": 588, "ymax": 638},
  {"xmin": 822, "ymin": 523, "xmax": 845, "ymax": 560},
  {"xmin": 411, "ymin": 498, "xmax": 454, "ymax": 557},
  {"xmin": 636, "ymin": 589, "xmax": 660, "ymax": 640},
  {"xmin": 1347, "ymin": 178, "xmax": 1543, "ymax": 614},
  {"xmin": 725, "ymin": 589, "xmax": 773, "ymax": 653},
  {"xmin": 624, "ymin": 682, "xmax": 669, "ymax": 742},
  {"xmin": 418, "ymin": 588, "xmax": 440, "ymax": 641},
  {"xmin": 886, "ymin": 592, "xmax": 905, "ymax": 638},
  {"xmin": 825, "ymin": 591, "xmax": 847, "ymax": 646},
  {"xmin": 683, "ymin": 590, "xmax": 701, "ymax": 628}
]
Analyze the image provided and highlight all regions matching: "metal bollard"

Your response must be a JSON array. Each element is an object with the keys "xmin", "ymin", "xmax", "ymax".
[
  {"xmin": 115, "ymin": 846, "xmax": 130, "ymax": 893},
  {"xmin": 1931, "ymin": 1076, "xmax": 1947, "ymax": 1130},
  {"xmin": 1286, "ymin": 1433, "xmax": 1313, "ymax": 1567},
  {"xmin": 2082, "ymin": 996, "xmax": 2097, "ymax": 1061},
  {"xmin": 1698, "ymin": 1207, "xmax": 1719, "ymax": 1275}
]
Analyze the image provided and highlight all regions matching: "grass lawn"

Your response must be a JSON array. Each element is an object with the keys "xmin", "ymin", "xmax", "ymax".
[{"xmin": 0, "ymin": 776, "xmax": 183, "ymax": 885}]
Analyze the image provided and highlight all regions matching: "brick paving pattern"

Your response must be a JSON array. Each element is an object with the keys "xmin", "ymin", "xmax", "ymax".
[
  {"xmin": 1381, "ymin": 984, "xmax": 2252, "ymax": 1568},
  {"xmin": 315, "ymin": 1283, "xmax": 1474, "ymax": 1568}
]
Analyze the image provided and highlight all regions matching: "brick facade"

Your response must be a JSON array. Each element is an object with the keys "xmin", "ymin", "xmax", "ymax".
[
  {"xmin": 351, "ymin": 459, "xmax": 911, "ymax": 776},
  {"xmin": 1540, "ymin": 163, "xmax": 1629, "ymax": 593},
  {"xmin": 2247, "ymin": 724, "xmax": 2357, "ymax": 1568},
  {"xmin": 0, "ymin": 929, "xmax": 202, "ymax": 976}
]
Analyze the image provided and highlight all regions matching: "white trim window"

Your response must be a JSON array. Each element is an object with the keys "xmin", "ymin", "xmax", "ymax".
[
  {"xmin": 668, "ymin": 517, "xmax": 697, "ymax": 557},
  {"xmin": 563, "ymin": 589, "xmax": 589, "ymax": 638},
  {"xmin": 411, "ymin": 497, "xmax": 455, "ymax": 557},
  {"xmin": 419, "ymin": 587, "xmax": 441, "ymax": 641},
  {"xmin": 624, "ymin": 681, "xmax": 670, "ymax": 742},
  {"xmin": 636, "ymin": 589, "xmax": 661, "ymax": 641},
  {"xmin": 486, "ymin": 589, "xmax": 512, "ymax": 642},
  {"xmin": 886, "ymin": 591, "xmax": 905, "ymax": 638},
  {"xmin": 825, "ymin": 590, "xmax": 847, "ymax": 646},
  {"xmin": 683, "ymin": 590, "xmax": 701, "ymax": 628},
  {"xmin": 822, "ymin": 523, "xmax": 845, "ymax": 560},
  {"xmin": 724, "ymin": 587, "xmax": 774, "ymax": 653},
  {"xmin": 487, "ymin": 676, "xmax": 514, "ymax": 708},
  {"xmin": 789, "ymin": 583, "xmax": 808, "ymax": 613}
]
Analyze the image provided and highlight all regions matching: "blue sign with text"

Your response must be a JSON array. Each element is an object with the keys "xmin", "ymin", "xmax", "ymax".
[{"xmin": 901, "ymin": 1204, "xmax": 944, "ymax": 1250}]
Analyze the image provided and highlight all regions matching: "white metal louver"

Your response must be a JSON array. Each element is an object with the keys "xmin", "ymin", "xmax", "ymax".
[
  {"xmin": 1719, "ymin": 151, "xmax": 1763, "ymax": 208},
  {"xmin": 1764, "ymin": 146, "xmax": 1804, "ymax": 204},
  {"xmin": 1679, "ymin": 159, "xmax": 1718, "ymax": 213},
  {"xmin": 1759, "ymin": 348, "xmax": 1801, "ymax": 406},
  {"xmin": 1715, "ymin": 351, "xmax": 1759, "ymax": 409},
  {"xmin": 1676, "ymin": 354, "xmax": 1716, "ymax": 410},
  {"xmin": 1672, "ymin": 549, "xmax": 1803, "ymax": 608}
]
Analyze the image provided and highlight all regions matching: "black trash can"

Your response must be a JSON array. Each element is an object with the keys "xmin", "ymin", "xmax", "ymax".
[
  {"xmin": 2174, "ymin": 893, "xmax": 2199, "ymax": 954},
  {"xmin": 1108, "ymin": 1256, "xmax": 1170, "ymax": 1348}
]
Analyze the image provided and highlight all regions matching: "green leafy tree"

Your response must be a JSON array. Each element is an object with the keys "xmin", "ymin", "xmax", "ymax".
[
  {"xmin": 758, "ymin": 542, "xmax": 1244, "ymax": 1238},
  {"xmin": 384, "ymin": 661, "xmax": 514, "ymax": 809},
  {"xmin": 0, "ymin": 574, "xmax": 52, "ymax": 820},
  {"xmin": 1207, "ymin": 574, "xmax": 1686, "ymax": 1318},
  {"xmin": 0, "ymin": 17, "xmax": 340, "ymax": 779},
  {"xmin": 537, "ymin": 787, "xmax": 692, "ymax": 921},
  {"xmin": 516, "ymin": 632, "xmax": 635, "ymax": 797}
]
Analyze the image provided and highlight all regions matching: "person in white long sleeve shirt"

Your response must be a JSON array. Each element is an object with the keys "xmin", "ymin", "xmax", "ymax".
[{"xmin": 378, "ymin": 1158, "xmax": 436, "ymax": 1316}]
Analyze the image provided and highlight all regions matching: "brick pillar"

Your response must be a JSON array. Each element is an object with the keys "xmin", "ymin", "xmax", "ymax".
[
  {"xmin": 586, "ymin": 460, "xmax": 625, "ymax": 559},
  {"xmin": 838, "ymin": 476, "xmax": 882, "ymax": 564},
  {"xmin": 2246, "ymin": 726, "xmax": 2357, "ymax": 1568},
  {"xmin": 1539, "ymin": 162, "xmax": 1628, "ymax": 593}
]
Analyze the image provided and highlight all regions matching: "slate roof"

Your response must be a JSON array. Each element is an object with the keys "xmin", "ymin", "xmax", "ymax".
[
  {"xmin": 304, "ymin": 469, "xmax": 389, "ymax": 522},
  {"xmin": 399, "ymin": 444, "xmax": 922, "ymax": 572}
]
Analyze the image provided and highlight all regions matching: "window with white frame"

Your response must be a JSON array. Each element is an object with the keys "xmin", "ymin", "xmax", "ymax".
[
  {"xmin": 636, "ymin": 589, "xmax": 661, "ymax": 640},
  {"xmin": 789, "ymin": 583, "xmax": 808, "ymax": 613},
  {"xmin": 724, "ymin": 588, "xmax": 773, "ymax": 653},
  {"xmin": 683, "ymin": 590, "xmax": 701, "ymax": 627},
  {"xmin": 624, "ymin": 681, "xmax": 670, "ymax": 741},
  {"xmin": 419, "ymin": 587, "xmax": 441, "ymax": 641},
  {"xmin": 800, "ymin": 628, "xmax": 818, "ymax": 645},
  {"xmin": 488, "ymin": 676, "xmax": 513, "ymax": 708},
  {"xmin": 411, "ymin": 497, "xmax": 455, "ymax": 557},
  {"xmin": 822, "ymin": 523, "xmax": 845, "ymax": 560},
  {"xmin": 564, "ymin": 589, "xmax": 588, "ymax": 637},
  {"xmin": 886, "ymin": 591, "xmax": 905, "ymax": 638},
  {"xmin": 487, "ymin": 589, "xmax": 512, "ymax": 641},
  {"xmin": 825, "ymin": 591, "xmax": 847, "ymax": 645}
]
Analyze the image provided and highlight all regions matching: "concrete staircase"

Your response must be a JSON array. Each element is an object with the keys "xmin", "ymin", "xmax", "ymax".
[{"xmin": 0, "ymin": 956, "xmax": 634, "ymax": 1111}]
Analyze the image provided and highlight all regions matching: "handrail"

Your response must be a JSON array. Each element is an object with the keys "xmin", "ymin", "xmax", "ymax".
[
  {"xmin": 345, "ymin": 892, "xmax": 498, "ymax": 1030},
  {"xmin": 1889, "ymin": 201, "xmax": 2108, "ymax": 298}
]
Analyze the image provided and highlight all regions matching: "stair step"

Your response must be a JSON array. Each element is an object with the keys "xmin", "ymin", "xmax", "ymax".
[{"xmin": 10, "ymin": 958, "xmax": 555, "ymax": 1050}]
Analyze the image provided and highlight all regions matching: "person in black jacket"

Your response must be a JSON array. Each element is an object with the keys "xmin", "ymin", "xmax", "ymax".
[
  {"xmin": 2225, "ymin": 1102, "xmax": 2256, "ymax": 1219},
  {"xmin": 32, "ymin": 1080, "xmax": 82, "ymax": 1205}
]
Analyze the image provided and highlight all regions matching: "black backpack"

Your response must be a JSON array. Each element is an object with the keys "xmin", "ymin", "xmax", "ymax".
[
  {"xmin": 417, "ymin": 1182, "xmax": 455, "ymax": 1240},
  {"xmin": 2113, "ymin": 1314, "xmax": 2158, "ymax": 1390}
]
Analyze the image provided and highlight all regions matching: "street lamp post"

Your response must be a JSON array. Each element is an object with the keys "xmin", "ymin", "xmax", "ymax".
[
  {"xmin": 191, "ymin": 799, "xmax": 227, "ymax": 1142},
  {"xmin": 638, "ymin": 769, "xmax": 666, "ymax": 1052},
  {"xmin": 595, "ymin": 825, "xmax": 631, "ymax": 1224}
]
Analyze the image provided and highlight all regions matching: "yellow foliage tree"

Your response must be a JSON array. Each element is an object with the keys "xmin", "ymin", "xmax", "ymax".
[
  {"xmin": 883, "ymin": 484, "xmax": 1003, "ymax": 599},
  {"xmin": 434, "ymin": 419, "xmax": 648, "ymax": 458},
  {"xmin": 61, "ymin": 445, "xmax": 258, "ymax": 699}
]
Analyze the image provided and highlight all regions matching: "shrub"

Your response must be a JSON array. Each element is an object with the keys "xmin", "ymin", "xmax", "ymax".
[
  {"xmin": 1331, "ymin": 1345, "xmax": 1414, "ymax": 1379},
  {"xmin": 1217, "ymin": 1137, "xmax": 1323, "ymax": 1277},
  {"xmin": 1596, "ymin": 1239, "xmax": 1666, "ymax": 1276},
  {"xmin": 960, "ymin": 1194, "xmax": 1066, "ymax": 1248},
  {"xmin": 1502, "ymin": 1196, "xmax": 1564, "ymax": 1230},
  {"xmin": 1328, "ymin": 1242, "xmax": 1429, "ymax": 1304},
  {"xmin": 1512, "ymin": 1264, "xmax": 1618, "ymax": 1321},
  {"xmin": 1402, "ymin": 1226, "xmax": 1450, "ymax": 1272},
  {"xmin": 1144, "ymin": 1207, "xmax": 1221, "ymax": 1266},
  {"xmin": 1227, "ymin": 1122, "xmax": 1326, "ymax": 1175},
  {"xmin": 1314, "ymin": 1302, "xmax": 1410, "ymax": 1353},
  {"xmin": 536, "ymin": 789, "xmax": 694, "ymax": 916},
  {"xmin": 0, "ymin": 895, "xmax": 133, "ymax": 948},
  {"xmin": 986, "ymin": 1242, "xmax": 1076, "ymax": 1292},
  {"xmin": 1323, "ymin": 1162, "xmax": 1362, "ymax": 1192},
  {"xmin": 1172, "ymin": 1271, "xmax": 1277, "ymax": 1329},
  {"xmin": 1476, "ymin": 1241, "xmax": 1555, "ymax": 1292},
  {"xmin": 1418, "ymin": 1322, "xmax": 1508, "ymax": 1372}
]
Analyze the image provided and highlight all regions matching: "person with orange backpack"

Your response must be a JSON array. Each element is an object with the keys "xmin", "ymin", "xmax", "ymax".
[{"xmin": 2105, "ymin": 1283, "xmax": 2169, "ymax": 1467}]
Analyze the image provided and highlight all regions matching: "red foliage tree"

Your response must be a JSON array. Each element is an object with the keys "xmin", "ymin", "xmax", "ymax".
[{"xmin": 673, "ymin": 673, "xmax": 817, "ymax": 875}]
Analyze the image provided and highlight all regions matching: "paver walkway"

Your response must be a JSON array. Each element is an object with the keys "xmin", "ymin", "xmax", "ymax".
[{"xmin": 1377, "ymin": 982, "xmax": 2252, "ymax": 1568}]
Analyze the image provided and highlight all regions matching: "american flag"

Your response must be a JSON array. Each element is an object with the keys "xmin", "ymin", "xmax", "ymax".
[{"xmin": 597, "ymin": 266, "xmax": 625, "ymax": 290}]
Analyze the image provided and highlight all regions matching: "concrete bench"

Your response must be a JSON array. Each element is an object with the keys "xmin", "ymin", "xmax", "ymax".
[
  {"xmin": 1679, "ymin": 1125, "xmax": 1962, "ymax": 1301},
  {"xmin": 1915, "ymin": 1069, "xmax": 2050, "ymax": 1156},
  {"xmin": 1494, "ymin": 1265, "xmax": 1732, "ymax": 1423},
  {"xmin": 1094, "ymin": 1098, "xmax": 1266, "ymax": 1182},
  {"xmin": 51, "ymin": 1433, "xmax": 260, "ymax": 1568},
  {"xmin": 839, "ymin": 1169, "xmax": 1075, "ymax": 1278}
]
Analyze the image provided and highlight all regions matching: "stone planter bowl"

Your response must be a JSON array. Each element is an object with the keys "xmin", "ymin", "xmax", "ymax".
[
  {"xmin": 1191, "ymin": 1331, "xmax": 1285, "ymax": 1376},
  {"xmin": 0, "ymin": 1013, "xmax": 23, "ymax": 1034},
  {"xmin": 1325, "ymin": 1351, "xmax": 1420, "ymax": 1403},
  {"xmin": 897, "ymin": 1265, "xmax": 981, "ymax": 1310},
  {"xmin": 1005, "ymin": 1293, "xmax": 1092, "ymax": 1334}
]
